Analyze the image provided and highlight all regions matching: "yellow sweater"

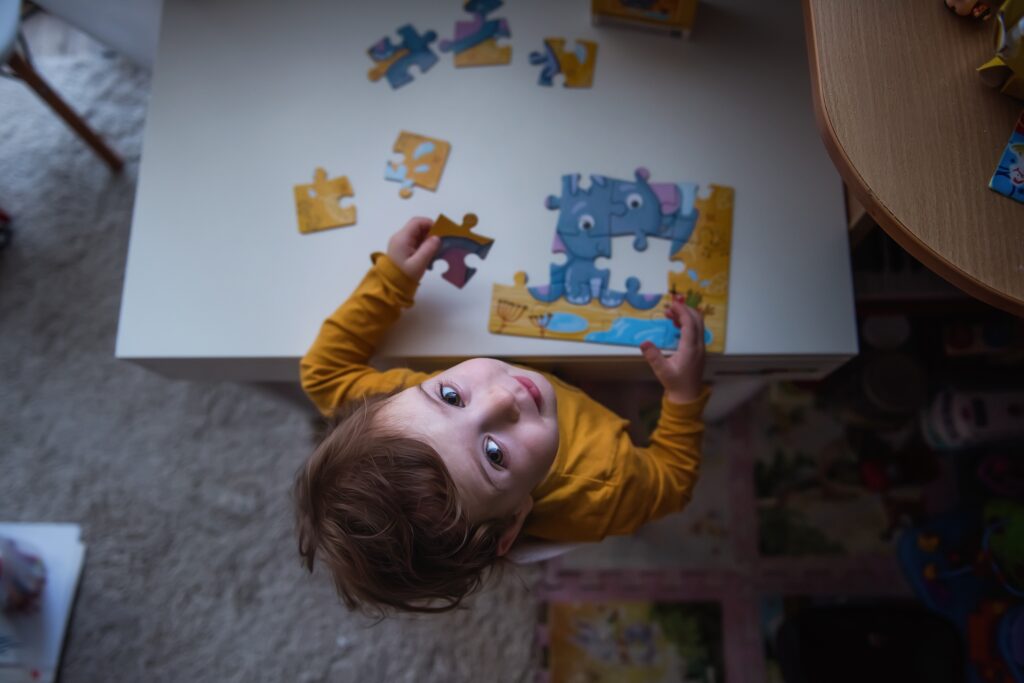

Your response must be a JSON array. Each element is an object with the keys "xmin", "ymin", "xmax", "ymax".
[{"xmin": 300, "ymin": 253, "xmax": 710, "ymax": 543}]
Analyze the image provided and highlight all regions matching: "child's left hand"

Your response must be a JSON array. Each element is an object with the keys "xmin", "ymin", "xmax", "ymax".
[{"xmin": 387, "ymin": 217, "xmax": 441, "ymax": 282}]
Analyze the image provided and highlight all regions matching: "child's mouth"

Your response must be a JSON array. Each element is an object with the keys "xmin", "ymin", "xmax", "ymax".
[{"xmin": 514, "ymin": 376, "xmax": 543, "ymax": 411}]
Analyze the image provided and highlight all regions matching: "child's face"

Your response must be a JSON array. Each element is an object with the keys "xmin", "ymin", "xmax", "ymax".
[{"xmin": 384, "ymin": 358, "xmax": 559, "ymax": 524}]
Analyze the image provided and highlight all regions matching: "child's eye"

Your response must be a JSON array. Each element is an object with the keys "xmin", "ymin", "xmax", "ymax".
[
  {"xmin": 484, "ymin": 437, "xmax": 504, "ymax": 468},
  {"xmin": 439, "ymin": 384, "xmax": 463, "ymax": 407}
]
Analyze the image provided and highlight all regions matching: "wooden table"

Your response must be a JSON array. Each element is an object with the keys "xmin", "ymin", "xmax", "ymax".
[{"xmin": 804, "ymin": 0, "xmax": 1024, "ymax": 316}]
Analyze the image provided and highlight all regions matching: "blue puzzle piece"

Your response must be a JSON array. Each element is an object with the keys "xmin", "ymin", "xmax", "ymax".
[
  {"xmin": 609, "ymin": 168, "xmax": 664, "ymax": 251},
  {"xmin": 623, "ymin": 276, "xmax": 661, "ymax": 310},
  {"xmin": 530, "ymin": 174, "xmax": 625, "ymax": 306},
  {"xmin": 368, "ymin": 24, "xmax": 438, "ymax": 89},
  {"xmin": 529, "ymin": 43, "xmax": 560, "ymax": 87}
]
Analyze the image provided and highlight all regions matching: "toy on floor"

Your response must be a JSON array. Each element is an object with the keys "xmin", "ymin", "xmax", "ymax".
[
  {"xmin": 489, "ymin": 168, "xmax": 733, "ymax": 352},
  {"xmin": 367, "ymin": 24, "xmax": 438, "ymax": 89},
  {"xmin": 428, "ymin": 213, "xmax": 494, "ymax": 288},
  {"xmin": 988, "ymin": 111, "xmax": 1024, "ymax": 203},
  {"xmin": 439, "ymin": 0, "xmax": 512, "ymax": 67},
  {"xmin": 899, "ymin": 502, "xmax": 1024, "ymax": 683},
  {"xmin": 529, "ymin": 38, "xmax": 598, "ymax": 87},
  {"xmin": 385, "ymin": 131, "xmax": 451, "ymax": 199},
  {"xmin": 0, "ymin": 536, "xmax": 46, "ymax": 612},
  {"xmin": 293, "ymin": 167, "xmax": 356, "ymax": 234}
]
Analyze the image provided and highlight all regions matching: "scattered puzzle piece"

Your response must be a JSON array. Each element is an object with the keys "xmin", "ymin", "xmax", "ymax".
[
  {"xmin": 529, "ymin": 38, "xmax": 598, "ymax": 88},
  {"xmin": 293, "ymin": 167, "xmax": 355, "ymax": 234},
  {"xmin": 386, "ymin": 131, "xmax": 451, "ymax": 199},
  {"xmin": 428, "ymin": 213, "xmax": 494, "ymax": 288},
  {"xmin": 440, "ymin": 0, "xmax": 512, "ymax": 67},
  {"xmin": 367, "ymin": 24, "xmax": 438, "ymax": 89}
]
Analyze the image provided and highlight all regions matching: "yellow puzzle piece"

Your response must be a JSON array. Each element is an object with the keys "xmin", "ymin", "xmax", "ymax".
[
  {"xmin": 546, "ymin": 38, "xmax": 598, "ymax": 88},
  {"xmin": 293, "ymin": 167, "xmax": 356, "ymax": 235},
  {"xmin": 386, "ymin": 131, "xmax": 452, "ymax": 199},
  {"xmin": 455, "ymin": 38, "xmax": 512, "ymax": 67}
]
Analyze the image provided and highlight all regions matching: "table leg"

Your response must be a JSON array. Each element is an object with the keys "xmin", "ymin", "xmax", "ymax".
[{"xmin": 7, "ymin": 50, "xmax": 124, "ymax": 172}]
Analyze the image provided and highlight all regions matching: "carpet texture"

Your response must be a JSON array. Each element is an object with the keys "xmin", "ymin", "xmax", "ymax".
[{"xmin": 0, "ymin": 49, "xmax": 539, "ymax": 682}]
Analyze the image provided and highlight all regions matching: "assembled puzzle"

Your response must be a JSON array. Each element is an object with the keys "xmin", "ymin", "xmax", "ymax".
[
  {"xmin": 439, "ymin": 0, "xmax": 512, "ymax": 67},
  {"xmin": 292, "ymin": 167, "xmax": 355, "ymax": 234},
  {"xmin": 367, "ymin": 24, "xmax": 438, "ymax": 89},
  {"xmin": 385, "ymin": 131, "xmax": 451, "ymax": 199},
  {"xmin": 530, "ymin": 38, "xmax": 599, "ymax": 88},
  {"xmin": 489, "ymin": 168, "xmax": 733, "ymax": 353},
  {"xmin": 428, "ymin": 213, "xmax": 494, "ymax": 288}
]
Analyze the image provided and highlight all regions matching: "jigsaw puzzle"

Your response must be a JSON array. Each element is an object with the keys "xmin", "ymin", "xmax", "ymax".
[
  {"xmin": 439, "ymin": 0, "xmax": 512, "ymax": 67},
  {"xmin": 385, "ymin": 131, "xmax": 451, "ymax": 199},
  {"xmin": 367, "ymin": 24, "xmax": 438, "ymax": 89},
  {"xmin": 292, "ymin": 167, "xmax": 356, "ymax": 234},
  {"xmin": 988, "ymin": 111, "xmax": 1024, "ymax": 204},
  {"xmin": 529, "ymin": 38, "xmax": 599, "ymax": 88},
  {"xmin": 489, "ymin": 168, "xmax": 733, "ymax": 353},
  {"xmin": 428, "ymin": 213, "xmax": 494, "ymax": 288}
]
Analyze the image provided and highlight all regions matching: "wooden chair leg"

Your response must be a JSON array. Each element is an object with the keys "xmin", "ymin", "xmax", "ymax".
[{"xmin": 7, "ymin": 50, "xmax": 124, "ymax": 172}]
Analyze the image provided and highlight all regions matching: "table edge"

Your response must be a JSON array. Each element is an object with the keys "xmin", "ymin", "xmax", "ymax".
[{"xmin": 802, "ymin": 0, "xmax": 1024, "ymax": 318}]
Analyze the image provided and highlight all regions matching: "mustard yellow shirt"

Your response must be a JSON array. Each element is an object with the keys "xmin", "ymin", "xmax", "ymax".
[{"xmin": 300, "ymin": 254, "xmax": 709, "ymax": 543}]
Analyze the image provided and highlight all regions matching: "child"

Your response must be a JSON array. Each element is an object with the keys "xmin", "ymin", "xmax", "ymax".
[{"xmin": 294, "ymin": 217, "xmax": 709, "ymax": 614}]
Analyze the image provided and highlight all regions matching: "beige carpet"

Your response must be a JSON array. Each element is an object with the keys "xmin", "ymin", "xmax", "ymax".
[{"xmin": 0, "ymin": 47, "xmax": 539, "ymax": 682}]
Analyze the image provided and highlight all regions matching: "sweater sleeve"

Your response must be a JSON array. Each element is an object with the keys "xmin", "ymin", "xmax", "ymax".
[
  {"xmin": 601, "ymin": 385, "xmax": 711, "ymax": 537},
  {"xmin": 299, "ymin": 253, "xmax": 430, "ymax": 415}
]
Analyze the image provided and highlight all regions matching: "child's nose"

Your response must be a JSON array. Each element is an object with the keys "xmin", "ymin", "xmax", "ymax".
[{"xmin": 482, "ymin": 386, "xmax": 520, "ymax": 424}]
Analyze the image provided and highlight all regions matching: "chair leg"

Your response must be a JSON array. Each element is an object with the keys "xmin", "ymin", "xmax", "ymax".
[{"xmin": 7, "ymin": 51, "xmax": 124, "ymax": 172}]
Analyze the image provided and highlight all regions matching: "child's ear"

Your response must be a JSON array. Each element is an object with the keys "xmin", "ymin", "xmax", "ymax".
[{"xmin": 496, "ymin": 497, "xmax": 534, "ymax": 557}]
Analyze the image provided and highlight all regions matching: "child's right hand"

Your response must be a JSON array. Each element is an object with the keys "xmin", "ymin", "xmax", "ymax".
[
  {"xmin": 386, "ymin": 217, "xmax": 441, "ymax": 282},
  {"xmin": 640, "ymin": 300, "xmax": 706, "ymax": 404}
]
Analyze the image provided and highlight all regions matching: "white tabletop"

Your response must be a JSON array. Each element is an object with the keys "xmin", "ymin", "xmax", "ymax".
[{"xmin": 116, "ymin": 0, "xmax": 857, "ymax": 381}]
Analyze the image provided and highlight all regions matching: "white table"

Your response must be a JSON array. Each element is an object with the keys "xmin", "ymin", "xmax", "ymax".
[{"xmin": 116, "ymin": 0, "xmax": 857, "ymax": 390}]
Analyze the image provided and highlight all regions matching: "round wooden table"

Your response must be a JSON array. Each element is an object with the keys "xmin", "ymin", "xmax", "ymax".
[{"xmin": 804, "ymin": 0, "xmax": 1023, "ymax": 316}]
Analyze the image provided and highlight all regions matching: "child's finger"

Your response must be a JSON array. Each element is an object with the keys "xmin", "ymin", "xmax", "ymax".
[
  {"xmin": 406, "ymin": 234, "xmax": 441, "ymax": 273},
  {"xmin": 640, "ymin": 341, "xmax": 670, "ymax": 381},
  {"xmin": 403, "ymin": 216, "xmax": 434, "ymax": 242},
  {"xmin": 687, "ymin": 306, "xmax": 706, "ymax": 345}
]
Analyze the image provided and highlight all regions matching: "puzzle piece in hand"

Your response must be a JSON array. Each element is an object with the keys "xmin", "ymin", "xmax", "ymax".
[
  {"xmin": 440, "ymin": 0, "xmax": 512, "ymax": 67},
  {"xmin": 428, "ymin": 213, "xmax": 494, "ymax": 288},
  {"xmin": 293, "ymin": 167, "xmax": 355, "ymax": 234},
  {"xmin": 367, "ymin": 24, "xmax": 438, "ymax": 89},
  {"xmin": 385, "ymin": 131, "xmax": 451, "ymax": 199},
  {"xmin": 529, "ymin": 38, "xmax": 598, "ymax": 88}
]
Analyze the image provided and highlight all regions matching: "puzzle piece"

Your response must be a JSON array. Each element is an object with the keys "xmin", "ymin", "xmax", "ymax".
[
  {"xmin": 988, "ymin": 112, "xmax": 1024, "ymax": 203},
  {"xmin": 529, "ymin": 174, "xmax": 623, "ymax": 306},
  {"xmin": 529, "ymin": 38, "xmax": 598, "ymax": 88},
  {"xmin": 385, "ymin": 131, "xmax": 451, "ymax": 199},
  {"xmin": 609, "ymin": 167, "xmax": 699, "ymax": 255},
  {"xmin": 293, "ymin": 167, "xmax": 355, "ymax": 234},
  {"xmin": 367, "ymin": 24, "xmax": 438, "ymax": 89},
  {"xmin": 428, "ymin": 213, "xmax": 494, "ymax": 288},
  {"xmin": 440, "ymin": 0, "xmax": 512, "ymax": 67}
]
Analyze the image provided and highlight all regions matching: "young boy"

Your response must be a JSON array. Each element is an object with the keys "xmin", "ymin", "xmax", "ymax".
[{"xmin": 295, "ymin": 217, "xmax": 709, "ymax": 614}]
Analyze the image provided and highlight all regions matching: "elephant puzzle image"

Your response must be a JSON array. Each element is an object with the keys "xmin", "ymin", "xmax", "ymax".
[{"xmin": 489, "ymin": 167, "xmax": 733, "ymax": 353}]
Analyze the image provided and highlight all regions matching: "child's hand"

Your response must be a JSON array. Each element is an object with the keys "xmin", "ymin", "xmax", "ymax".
[
  {"xmin": 640, "ymin": 300, "xmax": 706, "ymax": 404},
  {"xmin": 387, "ymin": 217, "xmax": 441, "ymax": 282}
]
